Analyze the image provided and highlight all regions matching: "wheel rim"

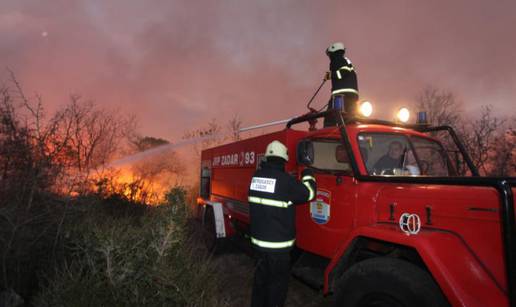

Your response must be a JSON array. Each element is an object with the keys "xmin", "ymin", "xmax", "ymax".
[{"xmin": 357, "ymin": 292, "xmax": 407, "ymax": 307}]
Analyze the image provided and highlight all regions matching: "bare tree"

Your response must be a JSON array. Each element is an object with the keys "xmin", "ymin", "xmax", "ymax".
[
  {"xmin": 2, "ymin": 73, "xmax": 65, "ymax": 208},
  {"xmin": 415, "ymin": 86, "xmax": 463, "ymax": 126},
  {"xmin": 2, "ymin": 72, "xmax": 136, "ymax": 198},
  {"xmin": 413, "ymin": 86, "xmax": 470, "ymax": 173},
  {"xmin": 414, "ymin": 86, "xmax": 516, "ymax": 176},
  {"xmin": 227, "ymin": 114, "xmax": 242, "ymax": 141},
  {"xmin": 62, "ymin": 97, "xmax": 134, "ymax": 187},
  {"xmin": 0, "ymin": 78, "xmax": 73, "ymax": 294},
  {"xmin": 488, "ymin": 119, "xmax": 516, "ymax": 176},
  {"xmin": 461, "ymin": 106, "xmax": 505, "ymax": 175}
]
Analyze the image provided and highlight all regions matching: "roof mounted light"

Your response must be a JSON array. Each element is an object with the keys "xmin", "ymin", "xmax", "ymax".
[
  {"xmin": 417, "ymin": 111, "xmax": 428, "ymax": 125},
  {"xmin": 396, "ymin": 107, "xmax": 410, "ymax": 123},
  {"xmin": 358, "ymin": 101, "xmax": 373, "ymax": 117}
]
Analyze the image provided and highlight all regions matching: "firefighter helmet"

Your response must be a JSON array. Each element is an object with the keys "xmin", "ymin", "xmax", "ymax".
[
  {"xmin": 326, "ymin": 42, "xmax": 345, "ymax": 54},
  {"xmin": 265, "ymin": 140, "xmax": 289, "ymax": 161}
]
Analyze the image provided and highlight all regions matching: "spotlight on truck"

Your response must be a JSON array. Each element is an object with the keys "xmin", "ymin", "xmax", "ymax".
[
  {"xmin": 396, "ymin": 107, "xmax": 410, "ymax": 123},
  {"xmin": 358, "ymin": 101, "xmax": 373, "ymax": 118}
]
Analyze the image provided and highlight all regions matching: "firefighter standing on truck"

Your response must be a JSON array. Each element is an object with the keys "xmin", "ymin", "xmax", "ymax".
[
  {"xmin": 249, "ymin": 140, "xmax": 317, "ymax": 307},
  {"xmin": 324, "ymin": 42, "xmax": 359, "ymax": 127}
]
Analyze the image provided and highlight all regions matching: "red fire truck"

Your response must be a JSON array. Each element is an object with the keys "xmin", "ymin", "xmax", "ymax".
[{"xmin": 197, "ymin": 107, "xmax": 515, "ymax": 307}]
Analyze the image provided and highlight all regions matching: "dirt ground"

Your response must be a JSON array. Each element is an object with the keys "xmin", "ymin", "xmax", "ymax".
[{"xmin": 210, "ymin": 241, "xmax": 334, "ymax": 307}]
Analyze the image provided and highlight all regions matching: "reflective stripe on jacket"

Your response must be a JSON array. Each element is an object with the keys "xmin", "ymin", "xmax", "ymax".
[
  {"xmin": 248, "ymin": 160, "xmax": 316, "ymax": 252},
  {"xmin": 329, "ymin": 52, "xmax": 358, "ymax": 98}
]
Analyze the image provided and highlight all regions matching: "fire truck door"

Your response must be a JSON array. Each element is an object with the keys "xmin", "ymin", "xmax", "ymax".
[{"xmin": 295, "ymin": 173, "xmax": 356, "ymax": 258}]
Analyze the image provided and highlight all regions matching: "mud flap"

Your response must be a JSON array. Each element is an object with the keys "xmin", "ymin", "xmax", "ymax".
[{"xmin": 208, "ymin": 201, "xmax": 226, "ymax": 238}]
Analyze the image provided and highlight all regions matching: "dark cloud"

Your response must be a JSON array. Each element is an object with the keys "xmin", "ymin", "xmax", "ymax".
[{"xmin": 1, "ymin": 0, "xmax": 514, "ymax": 140}]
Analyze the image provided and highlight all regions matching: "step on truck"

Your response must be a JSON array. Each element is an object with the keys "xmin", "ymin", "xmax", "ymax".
[{"xmin": 197, "ymin": 107, "xmax": 515, "ymax": 307}]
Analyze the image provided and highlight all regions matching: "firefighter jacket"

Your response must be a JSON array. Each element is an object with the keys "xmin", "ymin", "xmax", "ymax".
[
  {"xmin": 248, "ymin": 161, "xmax": 317, "ymax": 252},
  {"xmin": 328, "ymin": 51, "xmax": 358, "ymax": 97}
]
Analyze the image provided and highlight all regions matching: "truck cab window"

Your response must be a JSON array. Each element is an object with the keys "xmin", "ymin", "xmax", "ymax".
[
  {"xmin": 410, "ymin": 137, "xmax": 452, "ymax": 176},
  {"xmin": 310, "ymin": 140, "xmax": 351, "ymax": 173},
  {"xmin": 358, "ymin": 133, "xmax": 451, "ymax": 177},
  {"xmin": 358, "ymin": 134, "xmax": 410, "ymax": 175}
]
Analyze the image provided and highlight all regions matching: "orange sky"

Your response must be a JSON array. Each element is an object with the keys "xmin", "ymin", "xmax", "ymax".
[{"xmin": 1, "ymin": 0, "xmax": 515, "ymax": 142}]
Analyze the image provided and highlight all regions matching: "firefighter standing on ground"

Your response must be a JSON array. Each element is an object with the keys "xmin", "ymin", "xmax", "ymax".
[
  {"xmin": 324, "ymin": 42, "xmax": 359, "ymax": 127},
  {"xmin": 249, "ymin": 140, "xmax": 317, "ymax": 307}
]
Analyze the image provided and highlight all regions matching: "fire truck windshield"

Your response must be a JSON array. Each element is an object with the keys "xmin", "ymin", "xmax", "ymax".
[{"xmin": 358, "ymin": 133, "xmax": 453, "ymax": 177}]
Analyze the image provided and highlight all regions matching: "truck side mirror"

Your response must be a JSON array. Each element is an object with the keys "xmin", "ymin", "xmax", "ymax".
[{"xmin": 297, "ymin": 140, "xmax": 314, "ymax": 165}]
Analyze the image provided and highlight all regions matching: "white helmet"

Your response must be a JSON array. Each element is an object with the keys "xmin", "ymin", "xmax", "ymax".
[
  {"xmin": 265, "ymin": 140, "xmax": 289, "ymax": 161},
  {"xmin": 327, "ymin": 42, "xmax": 345, "ymax": 53}
]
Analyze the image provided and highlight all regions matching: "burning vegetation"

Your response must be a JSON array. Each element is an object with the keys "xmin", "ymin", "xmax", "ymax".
[
  {"xmin": 0, "ymin": 72, "xmax": 191, "ymax": 205},
  {"xmin": 0, "ymin": 75, "xmax": 223, "ymax": 306}
]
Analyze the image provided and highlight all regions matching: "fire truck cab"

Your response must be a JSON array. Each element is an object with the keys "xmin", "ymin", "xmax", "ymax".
[{"xmin": 198, "ymin": 109, "xmax": 515, "ymax": 307}]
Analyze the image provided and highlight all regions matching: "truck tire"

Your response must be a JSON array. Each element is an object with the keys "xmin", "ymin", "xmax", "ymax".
[{"xmin": 334, "ymin": 257, "xmax": 449, "ymax": 307}]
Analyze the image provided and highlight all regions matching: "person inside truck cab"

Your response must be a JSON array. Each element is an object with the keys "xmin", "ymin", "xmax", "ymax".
[
  {"xmin": 372, "ymin": 140, "xmax": 404, "ymax": 174},
  {"xmin": 248, "ymin": 140, "xmax": 317, "ymax": 307}
]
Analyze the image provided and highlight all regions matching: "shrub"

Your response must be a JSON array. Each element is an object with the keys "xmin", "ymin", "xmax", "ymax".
[
  {"xmin": 35, "ymin": 191, "xmax": 224, "ymax": 306},
  {"xmin": 165, "ymin": 186, "xmax": 187, "ymax": 209}
]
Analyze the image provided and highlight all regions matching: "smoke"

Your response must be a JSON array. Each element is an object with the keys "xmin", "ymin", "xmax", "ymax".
[{"xmin": 1, "ymin": 0, "xmax": 514, "ymax": 140}]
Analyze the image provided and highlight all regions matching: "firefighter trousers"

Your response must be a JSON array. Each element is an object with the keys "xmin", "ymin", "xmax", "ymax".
[{"xmin": 251, "ymin": 250, "xmax": 291, "ymax": 307}]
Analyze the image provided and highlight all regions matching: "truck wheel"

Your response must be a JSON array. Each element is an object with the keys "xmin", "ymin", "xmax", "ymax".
[{"xmin": 334, "ymin": 257, "xmax": 449, "ymax": 307}]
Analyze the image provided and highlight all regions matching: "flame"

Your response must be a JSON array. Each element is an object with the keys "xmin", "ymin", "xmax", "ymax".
[
  {"xmin": 96, "ymin": 167, "xmax": 172, "ymax": 205},
  {"xmin": 64, "ymin": 165, "xmax": 175, "ymax": 205}
]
